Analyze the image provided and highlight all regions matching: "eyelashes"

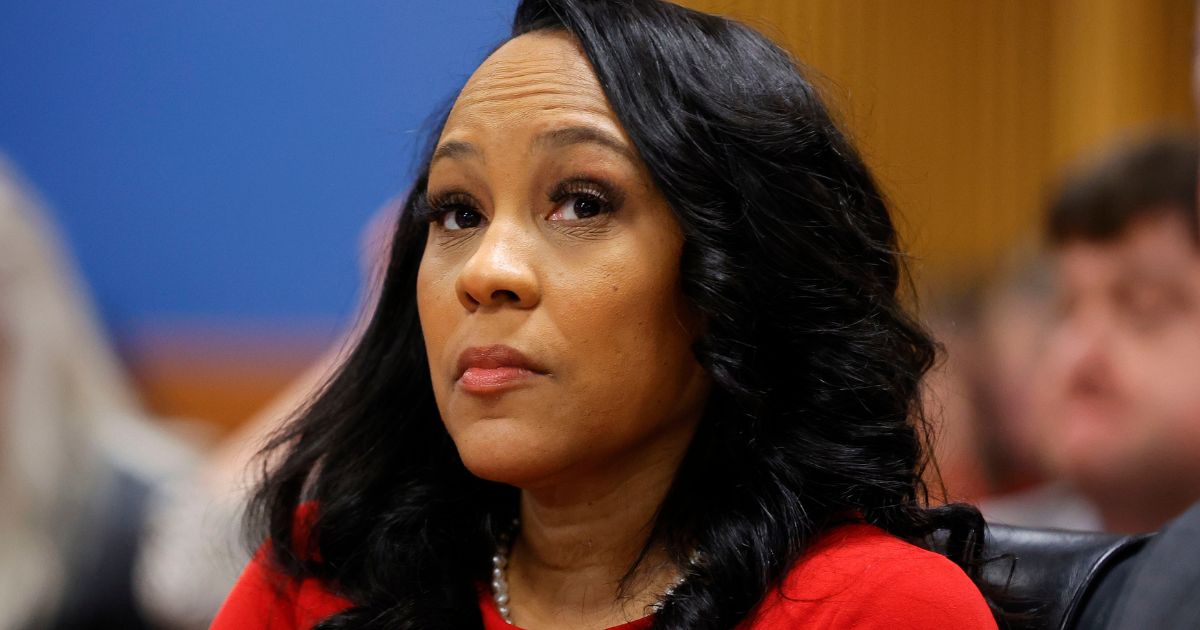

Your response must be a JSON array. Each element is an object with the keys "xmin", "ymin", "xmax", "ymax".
[
  {"xmin": 421, "ymin": 191, "xmax": 483, "ymax": 231},
  {"xmin": 421, "ymin": 176, "xmax": 624, "ymax": 232},
  {"xmin": 548, "ymin": 178, "xmax": 624, "ymax": 220}
]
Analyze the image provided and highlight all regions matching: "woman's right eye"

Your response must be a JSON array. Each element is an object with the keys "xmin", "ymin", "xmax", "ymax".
[
  {"xmin": 439, "ymin": 206, "xmax": 483, "ymax": 231},
  {"xmin": 425, "ymin": 191, "xmax": 485, "ymax": 231}
]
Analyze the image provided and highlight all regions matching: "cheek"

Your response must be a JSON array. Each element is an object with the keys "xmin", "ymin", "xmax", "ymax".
[
  {"xmin": 545, "ymin": 244, "xmax": 700, "ymax": 414},
  {"xmin": 559, "ymin": 268, "xmax": 678, "ymax": 349},
  {"xmin": 1139, "ymin": 339, "xmax": 1200, "ymax": 423},
  {"xmin": 416, "ymin": 254, "xmax": 460, "ymax": 379},
  {"xmin": 563, "ymin": 225, "xmax": 687, "ymax": 339}
]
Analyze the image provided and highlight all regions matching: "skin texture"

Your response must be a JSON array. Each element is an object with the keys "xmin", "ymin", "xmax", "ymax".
[
  {"xmin": 1036, "ymin": 213, "xmax": 1200, "ymax": 532},
  {"xmin": 415, "ymin": 31, "xmax": 710, "ymax": 629}
]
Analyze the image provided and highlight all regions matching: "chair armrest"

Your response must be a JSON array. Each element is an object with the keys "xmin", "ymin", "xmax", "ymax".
[{"xmin": 973, "ymin": 524, "xmax": 1152, "ymax": 630}]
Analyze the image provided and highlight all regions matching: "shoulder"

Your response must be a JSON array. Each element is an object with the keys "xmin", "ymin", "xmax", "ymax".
[
  {"xmin": 1107, "ymin": 501, "xmax": 1200, "ymax": 628},
  {"xmin": 211, "ymin": 503, "xmax": 352, "ymax": 630},
  {"xmin": 211, "ymin": 545, "xmax": 352, "ymax": 630},
  {"xmin": 743, "ymin": 524, "xmax": 996, "ymax": 630}
]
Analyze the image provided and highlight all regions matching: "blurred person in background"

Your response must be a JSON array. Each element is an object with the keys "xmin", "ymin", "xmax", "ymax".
[
  {"xmin": 925, "ymin": 247, "xmax": 1102, "ymax": 529},
  {"xmin": 964, "ymin": 254, "xmax": 1055, "ymax": 497},
  {"xmin": 133, "ymin": 361, "xmax": 330, "ymax": 629},
  {"xmin": 962, "ymin": 252, "xmax": 1103, "ymax": 530},
  {"xmin": 1082, "ymin": 24, "xmax": 1200, "ymax": 628},
  {"xmin": 0, "ymin": 155, "xmax": 197, "ymax": 629},
  {"xmin": 133, "ymin": 199, "xmax": 397, "ymax": 629},
  {"xmin": 1032, "ymin": 133, "xmax": 1200, "ymax": 534}
]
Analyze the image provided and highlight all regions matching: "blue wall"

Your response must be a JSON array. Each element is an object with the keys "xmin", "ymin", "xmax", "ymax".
[{"xmin": 0, "ymin": 1, "xmax": 517, "ymax": 338}]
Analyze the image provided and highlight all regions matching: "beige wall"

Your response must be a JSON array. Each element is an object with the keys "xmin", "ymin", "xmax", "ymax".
[{"xmin": 677, "ymin": 0, "xmax": 1195, "ymax": 289}]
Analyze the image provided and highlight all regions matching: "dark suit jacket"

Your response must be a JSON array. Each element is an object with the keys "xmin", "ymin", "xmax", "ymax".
[{"xmin": 1092, "ymin": 501, "xmax": 1200, "ymax": 629}]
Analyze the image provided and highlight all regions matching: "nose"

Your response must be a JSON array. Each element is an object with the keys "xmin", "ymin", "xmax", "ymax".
[
  {"xmin": 1051, "ymin": 309, "xmax": 1114, "ymax": 398},
  {"xmin": 455, "ymin": 216, "xmax": 540, "ymax": 312}
]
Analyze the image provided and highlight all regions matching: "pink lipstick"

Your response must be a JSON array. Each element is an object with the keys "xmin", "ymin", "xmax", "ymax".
[{"xmin": 456, "ymin": 345, "xmax": 545, "ymax": 395}]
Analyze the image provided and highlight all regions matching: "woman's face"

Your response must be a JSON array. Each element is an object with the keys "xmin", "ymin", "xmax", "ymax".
[{"xmin": 416, "ymin": 31, "xmax": 709, "ymax": 489}]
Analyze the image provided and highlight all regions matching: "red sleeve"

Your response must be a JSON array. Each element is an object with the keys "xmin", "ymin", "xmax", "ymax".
[
  {"xmin": 212, "ymin": 504, "xmax": 352, "ymax": 630},
  {"xmin": 210, "ymin": 546, "xmax": 353, "ymax": 630},
  {"xmin": 744, "ymin": 524, "xmax": 997, "ymax": 629}
]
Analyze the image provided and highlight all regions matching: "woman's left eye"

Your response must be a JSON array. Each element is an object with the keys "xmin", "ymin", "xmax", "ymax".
[{"xmin": 548, "ymin": 194, "xmax": 610, "ymax": 221}]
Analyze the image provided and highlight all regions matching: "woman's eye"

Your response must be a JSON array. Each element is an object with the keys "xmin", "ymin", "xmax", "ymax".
[
  {"xmin": 439, "ymin": 207, "xmax": 483, "ymax": 231},
  {"xmin": 549, "ymin": 194, "xmax": 608, "ymax": 221}
]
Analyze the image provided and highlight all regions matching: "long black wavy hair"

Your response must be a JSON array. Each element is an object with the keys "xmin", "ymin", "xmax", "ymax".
[{"xmin": 249, "ymin": 1, "xmax": 989, "ymax": 628}]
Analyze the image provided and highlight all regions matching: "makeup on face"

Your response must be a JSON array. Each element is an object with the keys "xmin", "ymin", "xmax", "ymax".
[
  {"xmin": 455, "ymin": 344, "xmax": 548, "ymax": 395},
  {"xmin": 413, "ymin": 31, "xmax": 709, "ymax": 488}
]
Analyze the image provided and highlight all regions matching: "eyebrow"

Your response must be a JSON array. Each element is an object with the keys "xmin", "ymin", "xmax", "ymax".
[
  {"xmin": 430, "ymin": 140, "xmax": 479, "ymax": 165},
  {"xmin": 533, "ymin": 125, "xmax": 634, "ymax": 160},
  {"xmin": 430, "ymin": 125, "xmax": 634, "ymax": 166}
]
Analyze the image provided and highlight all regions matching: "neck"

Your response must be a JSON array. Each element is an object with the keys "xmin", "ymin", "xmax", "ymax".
[{"xmin": 504, "ymin": 434, "xmax": 691, "ymax": 629}]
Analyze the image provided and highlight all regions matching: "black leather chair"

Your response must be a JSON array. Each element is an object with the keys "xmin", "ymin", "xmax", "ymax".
[{"xmin": 955, "ymin": 524, "xmax": 1153, "ymax": 630}]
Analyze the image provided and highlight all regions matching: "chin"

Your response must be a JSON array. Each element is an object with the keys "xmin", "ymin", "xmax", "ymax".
[
  {"xmin": 448, "ymin": 419, "xmax": 567, "ymax": 488},
  {"xmin": 1059, "ymin": 440, "xmax": 1145, "ymax": 495}
]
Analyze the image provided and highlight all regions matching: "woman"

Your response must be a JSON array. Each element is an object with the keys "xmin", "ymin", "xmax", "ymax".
[{"xmin": 214, "ymin": 0, "xmax": 997, "ymax": 628}]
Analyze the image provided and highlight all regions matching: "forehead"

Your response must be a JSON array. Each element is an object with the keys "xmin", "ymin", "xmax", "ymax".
[
  {"xmin": 1058, "ymin": 213, "xmax": 1200, "ymax": 283},
  {"xmin": 444, "ymin": 31, "xmax": 619, "ymax": 136}
]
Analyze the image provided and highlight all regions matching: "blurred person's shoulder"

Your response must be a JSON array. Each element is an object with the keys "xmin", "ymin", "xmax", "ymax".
[
  {"xmin": 743, "ymin": 523, "xmax": 997, "ymax": 629},
  {"xmin": 1102, "ymin": 501, "xmax": 1200, "ymax": 629}
]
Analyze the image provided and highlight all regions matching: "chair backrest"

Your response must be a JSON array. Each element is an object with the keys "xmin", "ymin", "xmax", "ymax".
[{"xmin": 974, "ymin": 524, "xmax": 1152, "ymax": 630}]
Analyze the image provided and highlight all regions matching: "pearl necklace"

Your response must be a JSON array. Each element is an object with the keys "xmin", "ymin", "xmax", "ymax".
[
  {"xmin": 490, "ymin": 534, "xmax": 516, "ymax": 623},
  {"xmin": 489, "ymin": 529, "xmax": 695, "ymax": 626}
]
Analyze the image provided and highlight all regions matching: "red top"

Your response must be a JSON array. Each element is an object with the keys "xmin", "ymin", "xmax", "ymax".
[{"xmin": 213, "ymin": 523, "xmax": 996, "ymax": 629}]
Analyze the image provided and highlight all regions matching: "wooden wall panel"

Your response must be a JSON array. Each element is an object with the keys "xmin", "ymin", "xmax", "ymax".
[
  {"xmin": 676, "ymin": 0, "xmax": 1195, "ymax": 289},
  {"xmin": 131, "ymin": 1, "xmax": 1196, "ymax": 434},
  {"xmin": 1048, "ymin": 0, "xmax": 1195, "ymax": 165}
]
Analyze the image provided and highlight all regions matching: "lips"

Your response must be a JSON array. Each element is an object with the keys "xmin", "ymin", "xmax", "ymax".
[{"xmin": 455, "ymin": 345, "xmax": 546, "ymax": 394}]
